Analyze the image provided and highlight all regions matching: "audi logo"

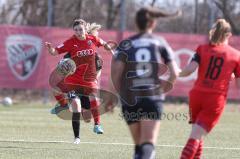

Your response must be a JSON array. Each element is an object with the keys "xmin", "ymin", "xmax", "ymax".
[{"xmin": 76, "ymin": 49, "xmax": 94, "ymax": 57}]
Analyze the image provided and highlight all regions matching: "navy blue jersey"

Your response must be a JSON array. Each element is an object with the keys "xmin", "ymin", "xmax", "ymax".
[{"xmin": 114, "ymin": 33, "xmax": 174, "ymax": 105}]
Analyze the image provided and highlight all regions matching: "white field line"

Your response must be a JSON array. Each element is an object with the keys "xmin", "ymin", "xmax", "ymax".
[{"xmin": 0, "ymin": 139, "xmax": 240, "ymax": 151}]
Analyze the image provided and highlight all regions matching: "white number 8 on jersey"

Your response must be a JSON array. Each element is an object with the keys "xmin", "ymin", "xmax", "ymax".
[{"xmin": 135, "ymin": 48, "xmax": 153, "ymax": 77}]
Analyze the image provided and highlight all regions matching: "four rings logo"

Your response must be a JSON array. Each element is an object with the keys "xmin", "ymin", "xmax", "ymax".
[
  {"xmin": 77, "ymin": 49, "xmax": 94, "ymax": 57},
  {"xmin": 6, "ymin": 34, "xmax": 42, "ymax": 80}
]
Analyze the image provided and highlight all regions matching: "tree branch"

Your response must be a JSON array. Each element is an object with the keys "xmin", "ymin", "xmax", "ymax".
[{"xmin": 214, "ymin": 0, "xmax": 240, "ymax": 34}]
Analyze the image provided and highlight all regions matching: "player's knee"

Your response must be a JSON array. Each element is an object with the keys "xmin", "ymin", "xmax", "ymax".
[
  {"xmin": 82, "ymin": 110, "xmax": 92, "ymax": 123},
  {"xmin": 49, "ymin": 70, "xmax": 60, "ymax": 87},
  {"xmin": 71, "ymin": 98, "xmax": 81, "ymax": 113}
]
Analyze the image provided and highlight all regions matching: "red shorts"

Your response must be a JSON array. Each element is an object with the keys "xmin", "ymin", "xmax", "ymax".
[
  {"xmin": 49, "ymin": 70, "xmax": 98, "ymax": 95},
  {"xmin": 56, "ymin": 74, "xmax": 98, "ymax": 95},
  {"xmin": 189, "ymin": 89, "xmax": 226, "ymax": 132}
]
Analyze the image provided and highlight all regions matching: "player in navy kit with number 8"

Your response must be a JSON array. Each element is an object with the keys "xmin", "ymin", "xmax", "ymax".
[{"xmin": 108, "ymin": 7, "xmax": 180, "ymax": 159}]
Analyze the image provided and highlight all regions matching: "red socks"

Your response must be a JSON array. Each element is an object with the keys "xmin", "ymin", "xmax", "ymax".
[
  {"xmin": 90, "ymin": 99, "xmax": 100, "ymax": 125},
  {"xmin": 54, "ymin": 94, "xmax": 68, "ymax": 106},
  {"xmin": 180, "ymin": 139, "xmax": 200, "ymax": 159},
  {"xmin": 194, "ymin": 140, "xmax": 203, "ymax": 159}
]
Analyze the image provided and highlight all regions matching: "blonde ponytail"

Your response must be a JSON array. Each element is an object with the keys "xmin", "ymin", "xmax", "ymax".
[
  {"xmin": 209, "ymin": 19, "xmax": 231, "ymax": 45},
  {"xmin": 87, "ymin": 23, "xmax": 102, "ymax": 36}
]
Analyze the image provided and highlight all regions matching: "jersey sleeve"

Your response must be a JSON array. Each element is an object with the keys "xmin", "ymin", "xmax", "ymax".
[
  {"xmin": 191, "ymin": 46, "xmax": 201, "ymax": 64},
  {"xmin": 159, "ymin": 46, "xmax": 174, "ymax": 64},
  {"xmin": 93, "ymin": 36, "xmax": 105, "ymax": 47},
  {"xmin": 55, "ymin": 40, "xmax": 72, "ymax": 54},
  {"xmin": 191, "ymin": 53, "xmax": 201, "ymax": 63}
]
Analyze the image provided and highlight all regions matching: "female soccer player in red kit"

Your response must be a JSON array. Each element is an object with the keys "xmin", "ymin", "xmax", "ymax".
[
  {"xmin": 45, "ymin": 19, "xmax": 112, "ymax": 135},
  {"xmin": 179, "ymin": 19, "xmax": 240, "ymax": 159},
  {"xmin": 63, "ymin": 22, "xmax": 106, "ymax": 144}
]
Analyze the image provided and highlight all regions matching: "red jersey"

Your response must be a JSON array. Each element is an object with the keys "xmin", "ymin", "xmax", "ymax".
[
  {"xmin": 55, "ymin": 35, "xmax": 104, "ymax": 87},
  {"xmin": 192, "ymin": 44, "xmax": 240, "ymax": 94}
]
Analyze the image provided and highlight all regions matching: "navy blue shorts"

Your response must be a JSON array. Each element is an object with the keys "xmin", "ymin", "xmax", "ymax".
[
  {"xmin": 79, "ymin": 95, "xmax": 91, "ymax": 110},
  {"xmin": 121, "ymin": 98, "xmax": 163, "ymax": 125}
]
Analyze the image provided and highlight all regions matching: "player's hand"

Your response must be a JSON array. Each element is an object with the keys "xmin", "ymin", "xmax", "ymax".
[
  {"xmin": 177, "ymin": 67, "xmax": 182, "ymax": 77},
  {"xmin": 159, "ymin": 80, "xmax": 173, "ymax": 93},
  {"xmin": 45, "ymin": 42, "xmax": 56, "ymax": 55},
  {"xmin": 45, "ymin": 42, "xmax": 52, "ymax": 49},
  {"xmin": 104, "ymin": 44, "xmax": 115, "ymax": 55},
  {"xmin": 104, "ymin": 43, "xmax": 111, "ymax": 50}
]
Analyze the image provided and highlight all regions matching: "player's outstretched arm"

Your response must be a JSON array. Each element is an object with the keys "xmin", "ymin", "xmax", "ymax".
[
  {"xmin": 45, "ymin": 42, "xmax": 59, "ymax": 56},
  {"xmin": 167, "ymin": 61, "xmax": 179, "ymax": 83},
  {"xmin": 179, "ymin": 61, "xmax": 198, "ymax": 77},
  {"xmin": 103, "ymin": 42, "xmax": 115, "ymax": 55}
]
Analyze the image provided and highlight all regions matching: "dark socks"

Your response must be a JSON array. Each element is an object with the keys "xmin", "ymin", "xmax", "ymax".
[
  {"xmin": 134, "ymin": 145, "xmax": 141, "ymax": 159},
  {"xmin": 72, "ymin": 113, "xmax": 80, "ymax": 138},
  {"xmin": 139, "ymin": 142, "xmax": 155, "ymax": 159}
]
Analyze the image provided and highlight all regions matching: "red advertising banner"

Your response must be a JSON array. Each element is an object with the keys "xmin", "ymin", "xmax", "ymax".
[{"xmin": 0, "ymin": 25, "xmax": 239, "ymax": 99}]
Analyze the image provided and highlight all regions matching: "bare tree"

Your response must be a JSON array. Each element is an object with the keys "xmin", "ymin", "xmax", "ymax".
[
  {"xmin": 106, "ymin": 0, "xmax": 120, "ymax": 29},
  {"xmin": 213, "ymin": 0, "xmax": 240, "ymax": 34},
  {"xmin": 0, "ymin": 0, "xmax": 48, "ymax": 26},
  {"xmin": 196, "ymin": 1, "xmax": 210, "ymax": 34},
  {"xmin": 1, "ymin": 0, "xmax": 239, "ymax": 35},
  {"xmin": 78, "ymin": 0, "xmax": 83, "ymax": 18},
  {"xmin": 151, "ymin": 0, "xmax": 157, "ymax": 6},
  {"xmin": 194, "ymin": 0, "xmax": 199, "ymax": 33}
]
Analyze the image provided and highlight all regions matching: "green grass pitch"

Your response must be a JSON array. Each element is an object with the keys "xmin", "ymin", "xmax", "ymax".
[{"xmin": 0, "ymin": 102, "xmax": 240, "ymax": 159}]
